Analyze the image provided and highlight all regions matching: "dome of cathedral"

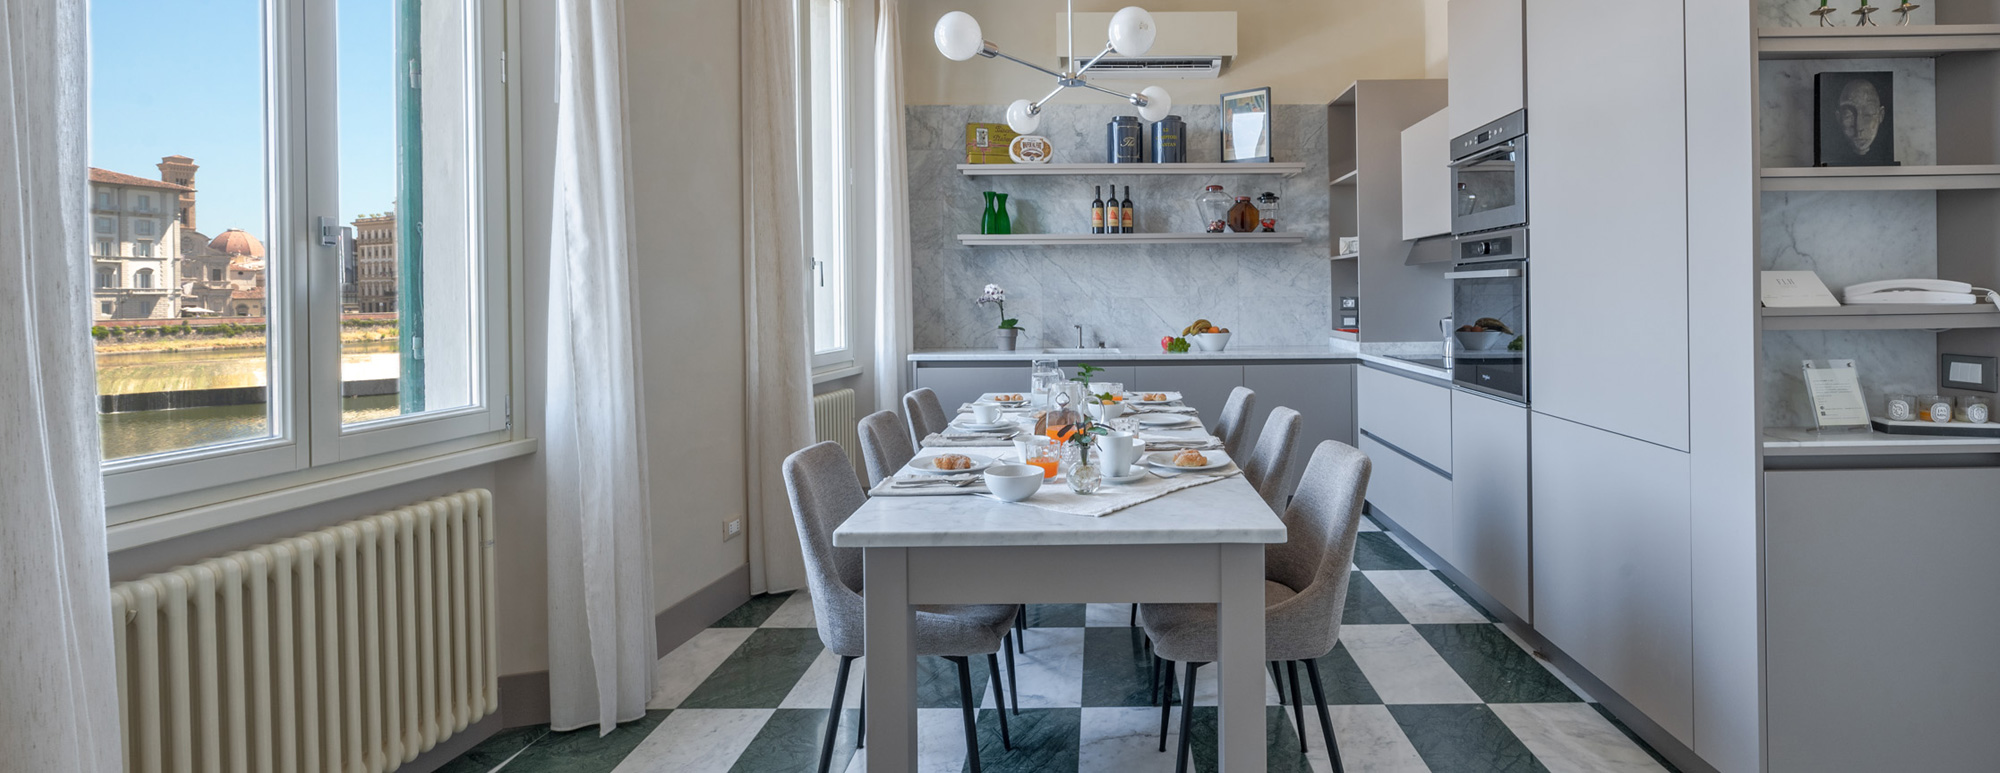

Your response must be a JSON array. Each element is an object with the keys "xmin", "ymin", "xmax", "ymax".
[{"xmin": 208, "ymin": 229, "xmax": 266, "ymax": 257}]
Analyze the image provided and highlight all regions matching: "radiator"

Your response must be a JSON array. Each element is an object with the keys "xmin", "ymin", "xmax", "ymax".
[
  {"xmin": 813, "ymin": 387, "xmax": 863, "ymax": 476},
  {"xmin": 110, "ymin": 490, "xmax": 498, "ymax": 773}
]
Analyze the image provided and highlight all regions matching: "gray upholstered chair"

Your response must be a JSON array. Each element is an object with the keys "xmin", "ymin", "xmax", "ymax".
[
  {"xmin": 1141, "ymin": 440, "xmax": 1371, "ymax": 773},
  {"xmin": 901, "ymin": 388, "xmax": 951, "ymax": 448},
  {"xmin": 781, "ymin": 442, "xmax": 1021, "ymax": 773},
  {"xmin": 1213, "ymin": 386, "xmax": 1257, "ymax": 457},
  {"xmin": 856, "ymin": 410, "xmax": 916, "ymax": 488},
  {"xmin": 1240, "ymin": 406, "xmax": 1303, "ymax": 514}
]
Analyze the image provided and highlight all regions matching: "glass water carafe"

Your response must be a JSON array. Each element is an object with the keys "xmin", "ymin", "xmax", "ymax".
[{"xmin": 1039, "ymin": 381, "xmax": 1088, "ymax": 441}]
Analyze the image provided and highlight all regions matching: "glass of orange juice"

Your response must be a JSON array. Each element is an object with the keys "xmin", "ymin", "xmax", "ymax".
[{"xmin": 1023, "ymin": 436, "xmax": 1060, "ymax": 479}]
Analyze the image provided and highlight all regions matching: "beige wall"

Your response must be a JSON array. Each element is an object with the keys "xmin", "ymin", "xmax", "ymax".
[{"xmin": 902, "ymin": 0, "xmax": 1433, "ymax": 106}]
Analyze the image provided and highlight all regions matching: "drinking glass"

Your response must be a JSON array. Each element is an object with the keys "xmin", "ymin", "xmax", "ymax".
[
  {"xmin": 1031, "ymin": 358, "xmax": 1063, "ymax": 408},
  {"xmin": 1883, "ymin": 393, "xmax": 1917, "ymax": 422},
  {"xmin": 1022, "ymin": 436, "xmax": 1060, "ymax": 479}
]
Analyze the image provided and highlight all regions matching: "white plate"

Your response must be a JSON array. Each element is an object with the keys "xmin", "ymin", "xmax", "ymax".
[
  {"xmin": 978, "ymin": 392, "xmax": 1032, "ymax": 405},
  {"xmin": 1101, "ymin": 467, "xmax": 1150, "ymax": 485},
  {"xmin": 1136, "ymin": 413, "xmax": 1198, "ymax": 428},
  {"xmin": 951, "ymin": 419, "xmax": 1016, "ymax": 432},
  {"xmin": 1146, "ymin": 449, "xmax": 1231, "ymax": 471},
  {"xmin": 1133, "ymin": 391, "xmax": 1183, "ymax": 404},
  {"xmin": 906, "ymin": 453, "xmax": 996, "ymax": 475}
]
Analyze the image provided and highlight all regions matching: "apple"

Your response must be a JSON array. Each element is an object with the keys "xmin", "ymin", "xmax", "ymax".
[{"xmin": 1161, "ymin": 335, "xmax": 1174, "ymax": 352}]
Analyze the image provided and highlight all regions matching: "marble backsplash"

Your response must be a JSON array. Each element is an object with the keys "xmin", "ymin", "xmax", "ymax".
[
  {"xmin": 907, "ymin": 104, "xmax": 1331, "ymax": 350},
  {"xmin": 1759, "ymin": 57, "xmax": 1935, "ymax": 168},
  {"xmin": 1757, "ymin": 0, "xmax": 1933, "ymax": 27}
]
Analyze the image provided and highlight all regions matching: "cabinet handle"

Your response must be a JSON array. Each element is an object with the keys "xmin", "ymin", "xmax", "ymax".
[{"xmin": 1445, "ymin": 268, "xmax": 1522, "ymax": 280}]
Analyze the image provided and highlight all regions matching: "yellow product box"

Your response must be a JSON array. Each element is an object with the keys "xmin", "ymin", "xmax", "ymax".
[{"xmin": 965, "ymin": 123, "xmax": 1019, "ymax": 164}]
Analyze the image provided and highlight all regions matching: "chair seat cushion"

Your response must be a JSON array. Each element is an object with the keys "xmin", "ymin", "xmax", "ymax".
[
  {"xmin": 1139, "ymin": 581, "xmax": 1334, "ymax": 663},
  {"xmin": 909, "ymin": 604, "xmax": 1018, "ymax": 657}
]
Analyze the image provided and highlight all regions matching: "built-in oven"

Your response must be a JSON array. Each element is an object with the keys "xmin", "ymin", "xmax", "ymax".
[
  {"xmin": 1450, "ymin": 109, "xmax": 1528, "ymax": 236},
  {"xmin": 1448, "ymin": 227, "xmax": 1527, "ymax": 404}
]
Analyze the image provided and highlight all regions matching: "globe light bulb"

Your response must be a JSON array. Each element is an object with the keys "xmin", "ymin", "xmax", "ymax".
[
  {"xmin": 934, "ymin": 12, "xmax": 985, "ymax": 61},
  {"xmin": 1135, "ymin": 86, "xmax": 1173, "ymax": 123},
  {"xmin": 1107, "ymin": 7, "xmax": 1158, "ymax": 57},
  {"xmin": 1006, "ymin": 99, "xmax": 1041, "ymax": 134}
]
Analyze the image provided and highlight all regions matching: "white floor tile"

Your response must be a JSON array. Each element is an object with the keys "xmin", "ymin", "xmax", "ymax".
[
  {"xmin": 979, "ymin": 626, "xmax": 1086, "ymax": 709},
  {"xmin": 647, "ymin": 628, "xmax": 756, "ymax": 710},
  {"xmin": 1364, "ymin": 570, "xmax": 1491, "ymax": 624},
  {"xmin": 779, "ymin": 650, "xmax": 867, "ymax": 710},
  {"xmin": 1357, "ymin": 514, "xmax": 1382, "ymax": 533},
  {"xmin": 1307, "ymin": 705, "xmax": 1429, "ymax": 773},
  {"xmin": 1085, "ymin": 602, "xmax": 1137, "ymax": 627},
  {"xmin": 1077, "ymin": 707, "xmax": 1183, "ymax": 772},
  {"xmin": 762, "ymin": 590, "xmax": 819, "ymax": 628},
  {"xmin": 610, "ymin": 708, "xmax": 772, "ymax": 773},
  {"xmin": 1337, "ymin": 624, "xmax": 1481, "ymax": 704},
  {"xmin": 1174, "ymin": 661, "xmax": 1286, "ymax": 707},
  {"xmin": 839, "ymin": 708, "xmax": 971, "ymax": 773},
  {"xmin": 1490, "ymin": 703, "xmax": 1668, "ymax": 773}
]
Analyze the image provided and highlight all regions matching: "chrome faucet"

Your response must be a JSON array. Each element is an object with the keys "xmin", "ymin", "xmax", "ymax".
[{"xmin": 1441, "ymin": 317, "xmax": 1455, "ymax": 368}]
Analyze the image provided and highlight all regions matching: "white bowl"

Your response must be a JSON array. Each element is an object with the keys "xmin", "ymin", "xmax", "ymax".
[
  {"xmin": 1453, "ymin": 330, "xmax": 1510, "ymax": 351},
  {"xmin": 1092, "ymin": 400, "xmax": 1125, "ymax": 421},
  {"xmin": 984, "ymin": 464, "xmax": 1044, "ymax": 502},
  {"xmin": 1192, "ymin": 332, "xmax": 1232, "ymax": 352}
]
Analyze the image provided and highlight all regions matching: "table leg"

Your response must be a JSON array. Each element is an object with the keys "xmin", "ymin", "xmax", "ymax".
[
  {"xmin": 1216, "ymin": 543, "xmax": 1266, "ymax": 772},
  {"xmin": 864, "ymin": 547, "xmax": 917, "ymax": 772}
]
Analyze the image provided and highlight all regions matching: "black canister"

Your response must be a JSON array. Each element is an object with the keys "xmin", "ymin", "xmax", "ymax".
[
  {"xmin": 1150, "ymin": 115, "xmax": 1185, "ymax": 163},
  {"xmin": 1107, "ymin": 115, "xmax": 1144, "ymax": 163}
]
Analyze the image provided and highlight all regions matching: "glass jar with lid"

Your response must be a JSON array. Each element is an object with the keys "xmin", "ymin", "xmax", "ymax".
[
  {"xmin": 1256, "ymin": 191, "xmax": 1280, "ymax": 232},
  {"xmin": 1227, "ymin": 196, "xmax": 1261, "ymax": 233},
  {"xmin": 1195, "ymin": 185, "xmax": 1232, "ymax": 233}
]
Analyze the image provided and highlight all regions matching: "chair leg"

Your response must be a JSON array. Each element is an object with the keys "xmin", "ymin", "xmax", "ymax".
[
  {"xmin": 1002, "ymin": 632, "xmax": 1020, "ymax": 715},
  {"xmin": 1157, "ymin": 658, "xmax": 1175, "ymax": 752},
  {"xmin": 856, "ymin": 681, "xmax": 865, "ymax": 749},
  {"xmin": 952, "ymin": 657, "xmax": 983, "ymax": 773},
  {"xmin": 1305, "ymin": 659, "xmax": 1344, "ymax": 773},
  {"xmin": 1176, "ymin": 662, "xmax": 1204, "ymax": 773},
  {"xmin": 986, "ymin": 652, "xmax": 1012, "ymax": 750},
  {"xmin": 1150, "ymin": 651, "xmax": 1160, "ymax": 704},
  {"xmin": 1271, "ymin": 661, "xmax": 1286, "ymax": 706},
  {"xmin": 817, "ymin": 656, "xmax": 855, "ymax": 773},
  {"xmin": 1286, "ymin": 660, "xmax": 1307, "ymax": 752},
  {"xmin": 1016, "ymin": 606, "xmax": 1028, "ymax": 653},
  {"xmin": 1130, "ymin": 603, "xmax": 1138, "ymax": 627}
]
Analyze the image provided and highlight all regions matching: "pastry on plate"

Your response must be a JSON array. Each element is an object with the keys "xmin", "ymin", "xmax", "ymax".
[
  {"xmin": 993, "ymin": 393, "xmax": 1024, "ymax": 402},
  {"xmin": 1142, "ymin": 393, "xmax": 1169, "ymax": 402},
  {"xmin": 933, "ymin": 453, "xmax": 973, "ymax": 470},
  {"xmin": 1172, "ymin": 449, "xmax": 1208, "ymax": 468}
]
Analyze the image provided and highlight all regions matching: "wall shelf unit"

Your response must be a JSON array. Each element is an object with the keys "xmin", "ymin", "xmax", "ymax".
[
  {"xmin": 955, "ymin": 232, "xmax": 1305, "ymax": 247},
  {"xmin": 1330, "ymin": 170, "xmax": 1359, "ymax": 187},
  {"xmin": 1757, "ymin": 24, "xmax": 2000, "ymax": 60},
  {"xmin": 1760, "ymin": 304, "xmax": 2000, "ymax": 331},
  {"xmin": 1762, "ymin": 426, "xmax": 2000, "ymax": 456},
  {"xmin": 1760, "ymin": 165, "xmax": 2000, "ymax": 191},
  {"xmin": 955, "ymin": 162, "xmax": 1308, "ymax": 179}
]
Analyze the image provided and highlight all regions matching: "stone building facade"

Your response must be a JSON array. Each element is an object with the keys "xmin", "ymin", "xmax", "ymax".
[
  {"xmin": 352, "ymin": 212, "xmax": 398, "ymax": 313},
  {"xmin": 90, "ymin": 168, "xmax": 189, "ymax": 320}
]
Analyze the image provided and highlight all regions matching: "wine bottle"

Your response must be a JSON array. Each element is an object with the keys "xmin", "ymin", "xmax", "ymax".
[
  {"xmin": 1091, "ymin": 185, "xmax": 1106, "ymax": 234},
  {"xmin": 1121, "ymin": 185, "xmax": 1135, "ymax": 234}
]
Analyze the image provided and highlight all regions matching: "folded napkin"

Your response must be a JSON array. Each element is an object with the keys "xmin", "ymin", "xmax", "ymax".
[
  {"xmin": 1142, "ymin": 437, "xmax": 1223, "ymax": 452},
  {"xmin": 978, "ymin": 465, "xmax": 1240, "ymax": 517},
  {"xmin": 1127, "ymin": 404, "xmax": 1197, "ymax": 414},
  {"xmin": 870, "ymin": 473, "xmax": 988, "ymax": 497},
  {"xmin": 957, "ymin": 403, "xmax": 1035, "ymax": 414},
  {"xmin": 922, "ymin": 433, "xmax": 1017, "ymax": 448}
]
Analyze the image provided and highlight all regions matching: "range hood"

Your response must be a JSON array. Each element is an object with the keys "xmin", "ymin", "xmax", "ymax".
[{"xmin": 1057, "ymin": 11, "xmax": 1237, "ymax": 80}]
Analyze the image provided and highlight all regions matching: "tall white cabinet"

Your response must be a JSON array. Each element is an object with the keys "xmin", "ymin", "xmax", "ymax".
[{"xmin": 1447, "ymin": 0, "xmax": 1525, "ymax": 137}]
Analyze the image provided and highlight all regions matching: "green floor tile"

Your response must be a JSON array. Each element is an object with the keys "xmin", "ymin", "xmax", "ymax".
[
  {"xmin": 680, "ymin": 628, "xmax": 826, "ymax": 708},
  {"xmin": 917, "ymin": 653, "xmax": 997, "ymax": 710},
  {"xmin": 1341, "ymin": 571, "xmax": 1408, "ymax": 625},
  {"xmin": 970, "ymin": 708, "xmax": 1082, "ymax": 773},
  {"xmin": 1352, "ymin": 532, "xmax": 1426, "ymax": 570},
  {"xmin": 498, "ymin": 710, "xmax": 669, "ymax": 773},
  {"xmin": 1183, "ymin": 705, "xmax": 1319, "ymax": 773},
  {"xmin": 431, "ymin": 724, "xmax": 549, "ymax": 773},
  {"xmin": 713, "ymin": 591, "xmax": 795, "ymax": 627},
  {"xmin": 728, "ymin": 708, "xmax": 859, "ymax": 773},
  {"xmin": 1081, "ymin": 626, "xmax": 1164, "ymax": 708},
  {"xmin": 1026, "ymin": 603, "xmax": 1086, "ymax": 627},
  {"xmin": 1389, "ymin": 704, "xmax": 1549, "ymax": 773},
  {"xmin": 1306, "ymin": 642, "xmax": 1382, "ymax": 705},
  {"xmin": 1416, "ymin": 624, "xmax": 1580, "ymax": 704}
]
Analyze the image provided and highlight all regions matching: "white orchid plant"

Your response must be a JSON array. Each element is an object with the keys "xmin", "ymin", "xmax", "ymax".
[{"xmin": 977, "ymin": 283, "xmax": 1020, "ymax": 330}]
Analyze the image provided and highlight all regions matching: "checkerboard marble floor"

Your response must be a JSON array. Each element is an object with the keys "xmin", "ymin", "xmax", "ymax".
[{"xmin": 441, "ymin": 517, "xmax": 1677, "ymax": 772}]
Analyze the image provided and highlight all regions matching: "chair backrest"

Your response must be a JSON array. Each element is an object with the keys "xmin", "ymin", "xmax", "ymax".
[
  {"xmin": 1241, "ymin": 406, "xmax": 1302, "ymax": 514},
  {"xmin": 857, "ymin": 409, "xmax": 916, "ymax": 487},
  {"xmin": 1214, "ymin": 387, "xmax": 1256, "ymax": 456},
  {"xmin": 902, "ymin": 388, "xmax": 950, "ymax": 448},
  {"xmin": 1265, "ymin": 440, "xmax": 1371, "ymax": 660},
  {"xmin": 780, "ymin": 441, "xmax": 870, "ymax": 657}
]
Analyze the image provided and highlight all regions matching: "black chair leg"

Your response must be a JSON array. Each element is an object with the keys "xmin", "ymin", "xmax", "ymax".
[
  {"xmin": 856, "ymin": 682, "xmax": 866, "ymax": 749},
  {"xmin": 1271, "ymin": 661, "xmax": 1286, "ymax": 706},
  {"xmin": 1150, "ymin": 652, "xmax": 1160, "ymax": 704},
  {"xmin": 1175, "ymin": 662, "xmax": 1204, "ymax": 773},
  {"xmin": 1305, "ymin": 659, "xmax": 1344, "ymax": 773},
  {"xmin": 1016, "ymin": 606, "xmax": 1028, "ymax": 653},
  {"xmin": 1286, "ymin": 660, "xmax": 1307, "ymax": 751},
  {"xmin": 1130, "ymin": 602, "xmax": 1138, "ymax": 627},
  {"xmin": 817, "ymin": 655, "xmax": 854, "ymax": 773},
  {"xmin": 1157, "ymin": 658, "xmax": 1175, "ymax": 752},
  {"xmin": 952, "ymin": 657, "xmax": 983, "ymax": 773},
  {"xmin": 986, "ymin": 652, "xmax": 1012, "ymax": 750},
  {"xmin": 1003, "ymin": 633, "xmax": 1020, "ymax": 715}
]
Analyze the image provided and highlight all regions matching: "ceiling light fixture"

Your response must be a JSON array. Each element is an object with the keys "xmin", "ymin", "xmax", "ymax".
[{"xmin": 933, "ymin": 3, "xmax": 1173, "ymax": 135}]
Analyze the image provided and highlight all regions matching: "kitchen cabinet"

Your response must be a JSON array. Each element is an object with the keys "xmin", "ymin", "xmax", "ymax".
[
  {"xmin": 1447, "ymin": 0, "xmax": 1525, "ymax": 138},
  {"xmin": 1765, "ymin": 468, "xmax": 2000, "ymax": 773},
  {"xmin": 1400, "ymin": 108, "xmax": 1453, "ymax": 242},
  {"xmin": 1134, "ymin": 364, "xmax": 1240, "ymax": 426},
  {"xmin": 912, "ymin": 365, "xmax": 1031, "ymax": 411},
  {"xmin": 1356, "ymin": 366, "xmax": 1452, "ymax": 472},
  {"xmin": 1243, "ymin": 363, "xmax": 1357, "ymax": 498},
  {"xmin": 1531, "ymin": 413, "xmax": 1693, "ymax": 744},
  {"xmin": 1357, "ymin": 433, "xmax": 1454, "ymax": 562},
  {"xmin": 1449, "ymin": 390, "xmax": 1530, "ymax": 623},
  {"xmin": 1525, "ymin": 0, "xmax": 1690, "ymax": 450}
]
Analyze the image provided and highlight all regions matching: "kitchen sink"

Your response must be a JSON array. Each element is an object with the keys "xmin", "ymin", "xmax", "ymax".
[{"xmin": 1040, "ymin": 347, "xmax": 1121, "ymax": 354}]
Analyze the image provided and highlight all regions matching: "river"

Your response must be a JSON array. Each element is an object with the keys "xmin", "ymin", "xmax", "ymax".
[{"xmin": 97, "ymin": 342, "xmax": 404, "ymax": 461}]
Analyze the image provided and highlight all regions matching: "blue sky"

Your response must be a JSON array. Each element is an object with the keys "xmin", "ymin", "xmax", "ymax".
[{"xmin": 90, "ymin": 0, "xmax": 399, "ymax": 242}]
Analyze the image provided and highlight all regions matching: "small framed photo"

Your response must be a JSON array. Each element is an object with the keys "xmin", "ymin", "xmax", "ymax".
[
  {"xmin": 1814, "ymin": 71, "xmax": 1897, "ymax": 167},
  {"xmin": 1220, "ymin": 87, "xmax": 1273, "ymax": 163}
]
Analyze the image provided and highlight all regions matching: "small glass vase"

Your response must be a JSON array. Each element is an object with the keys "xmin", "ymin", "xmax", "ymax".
[
  {"xmin": 981, "ymin": 191, "xmax": 1012, "ymax": 235},
  {"xmin": 1065, "ymin": 452, "xmax": 1103, "ymax": 495}
]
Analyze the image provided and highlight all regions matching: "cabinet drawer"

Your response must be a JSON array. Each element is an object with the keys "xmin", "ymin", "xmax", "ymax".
[
  {"xmin": 1358, "ymin": 433, "xmax": 1453, "ymax": 563},
  {"xmin": 1357, "ymin": 366, "xmax": 1452, "ymax": 472}
]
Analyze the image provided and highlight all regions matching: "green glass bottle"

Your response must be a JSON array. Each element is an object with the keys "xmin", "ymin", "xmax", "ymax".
[{"xmin": 992, "ymin": 192, "xmax": 1011, "ymax": 235}]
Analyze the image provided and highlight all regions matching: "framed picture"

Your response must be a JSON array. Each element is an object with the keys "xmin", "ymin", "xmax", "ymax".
[
  {"xmin": 1220, "ymin": 87, "xmax": 1273, "ymax": 163},
  {"xmin": 1814, "ymin": 71, "xmax": 1897, "ymax": 167}
]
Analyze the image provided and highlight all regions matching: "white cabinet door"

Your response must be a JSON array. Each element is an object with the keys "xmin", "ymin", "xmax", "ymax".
[
  {"xmin": 1526, "ymin": 0, "xmax": 1690, "ymax": 450},
  {"xmin": 1357, "ymin": 366, "xmax": 1453, "ymax": 472},
  {"xmin": 1447, "ymin": 0, "xmax": 1525, "ymax": 137},
  {"xmin": 1531, "ymin": 412, "xmax": 1693, "ymax": 744},
  {"xmin": 1358, "ymin": 433, "xmax": 1455, "ymax": 564},
  {"xmin": 1449, "ymin": 390, "xmax": 1530, "ymax": 622},
  {"xmin": 1401, "ymin": 109, "xmax": 1453, "ymax": 241}
]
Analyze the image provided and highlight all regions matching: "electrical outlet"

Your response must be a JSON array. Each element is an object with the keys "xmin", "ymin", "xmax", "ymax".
[{"xmin": 724, "ymin": 518, "xmax": 744, "ymax": 540}]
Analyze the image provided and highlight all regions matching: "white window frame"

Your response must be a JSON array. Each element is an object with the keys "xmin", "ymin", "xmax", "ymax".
[
  {"xmin": 102, "ymin": 0, "xmax": 525, "ymax": 531},
  {"xmin": 803, "ymin": 0, "xmax": 862, "ymax": 375}
]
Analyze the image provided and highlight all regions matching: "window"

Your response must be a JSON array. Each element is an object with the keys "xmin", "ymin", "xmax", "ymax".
[
  {"xmin": 97, "ymin": 239, "xmax": 114, "ymax": 256},
  {"xmin": 134, "ymin": 240, "xmax": 152, "ymax": 258},
  {"xmin": 91, "ymin": 0, "xmax": 512, "ymax": 516},
  {"xmin": 101, "ymin": 301, "xmax": 115, "ymax": 316},
  {"xmin": 96, "ymin": 191, "xmax": 112, "ymax": 209},
  {"xmin": 96, "ymin": 266, "xmax": 116, "ymax": 288},
  {"xmin": 804, "ymin": 0, "xmax": 856, "ymax": 371}
]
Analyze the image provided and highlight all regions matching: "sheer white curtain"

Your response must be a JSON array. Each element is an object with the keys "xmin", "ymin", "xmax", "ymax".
[
  {"xmin": 742, "ymin": 0, "xmax": 813, "ymax": 595},
  {"xmin": 0, "ymin": 0, "xmax": 123, "ymax": 768},
  {"xmin": 871, "ymin": 0, "xmax": 914, "ymax": 414},
  {"xmin": 545, "ymin": 0, "xmax": 657, "ymax": 734}
]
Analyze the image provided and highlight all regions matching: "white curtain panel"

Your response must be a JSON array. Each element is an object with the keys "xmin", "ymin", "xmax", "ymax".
[
  {"xmin": 0, "ymin": 0, "xmax": 124, "ymax": 768},
  {"xmin": 545, "ymin": 0, "xmax": 657, "ymax": 734},
  {"xmin": 872, "ymin": 0, "xmax": 915, "ymax": 414},
  {"xmin": 741, "ymin": 0, "xmax": 812, "ymax": 595}
]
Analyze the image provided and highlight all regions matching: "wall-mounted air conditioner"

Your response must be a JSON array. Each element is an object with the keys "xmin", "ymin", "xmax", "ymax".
[{"xmin": 1058, "ymin": 11, "xmax": 1237, "ymax": 80}]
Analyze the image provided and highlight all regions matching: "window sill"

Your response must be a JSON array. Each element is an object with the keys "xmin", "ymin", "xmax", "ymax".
[
  {"xmin": 812, "ymin": 364, "xmax": 864, "ymax": 384},
  {"xmin": 106, "ymin": 437, "xmax": 539, "ymax": 551}
]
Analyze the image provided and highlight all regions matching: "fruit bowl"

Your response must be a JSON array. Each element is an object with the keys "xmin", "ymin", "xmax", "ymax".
[
  {"xmin": 1192, "ymin": 332, "xmax": 1232, "ymax": 352},
  {"xmin": 1454, "ymin": 331, "xmax": 1510, "ymax": 351}
]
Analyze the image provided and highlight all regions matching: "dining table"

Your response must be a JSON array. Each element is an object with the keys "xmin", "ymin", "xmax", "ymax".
[{"xmin": 833, "ymin": 396, "xmax": 1288, "ymax": 772}]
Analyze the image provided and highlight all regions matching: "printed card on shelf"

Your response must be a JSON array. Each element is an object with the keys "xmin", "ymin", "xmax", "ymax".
[{"xmin": 1761, "ymin": 270, "xmax": 1841, "ymax": 308}]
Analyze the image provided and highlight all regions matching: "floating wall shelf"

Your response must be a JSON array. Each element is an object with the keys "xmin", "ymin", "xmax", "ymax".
[
  {"xmin": 1760, "ymin": 304, "xmax": 2000, "ymax": 331},
  {"xmin": 1330, "ymin": 170, "xmax": 1359, "ymax": 188},
  {"xmin": 1759, "ymin": 165, "xmax": 2000, "ymax": 192},
  {"xmin": 1762, "ymin": 426, "xmax": 2000, "ymax": 457},
  {"xmin": 956, "ymin": 232, "xmax": 1306, "ymax": 247},
  {"xmin": 1757, "ymin": 24, "xmax": 2000, "ymax": 60},
  {"xmin": 956, "ymin": 162, "xmax": 1308, "ymax": 179}
]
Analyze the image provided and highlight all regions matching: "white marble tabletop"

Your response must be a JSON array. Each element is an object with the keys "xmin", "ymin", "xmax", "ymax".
[{"xmin": 908, "ymin": 345, "xmax": 1360, "ymax": 363}]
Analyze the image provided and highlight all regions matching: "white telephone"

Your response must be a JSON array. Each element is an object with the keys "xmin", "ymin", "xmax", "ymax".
[{"xmin": 1842, "ymin": 278, "xmax": 2000, "ymax": 306}]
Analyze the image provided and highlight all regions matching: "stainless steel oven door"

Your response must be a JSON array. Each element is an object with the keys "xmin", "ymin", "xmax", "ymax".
[
  {"xmin": 1447, "ymin": 254, "xmax": 1527, "ymax": 404},
  {"xmin": 1450, "ymin": 110, "xmax": 1529, "ymax": 235}
]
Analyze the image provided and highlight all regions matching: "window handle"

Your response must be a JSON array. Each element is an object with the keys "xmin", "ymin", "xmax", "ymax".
[{"xmin": 318, "ymin": 216, "xmax": 339, "ymax": 247}]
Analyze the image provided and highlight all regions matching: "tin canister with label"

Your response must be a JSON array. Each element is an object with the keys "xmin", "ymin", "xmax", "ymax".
[
  {"xmin": 1149, "ymin": 115, "xmax": 1185, "ymax": 163},
  {"xmin": 1107, "ymin": 116, "xmax": 1144, "ymax": 163}
]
